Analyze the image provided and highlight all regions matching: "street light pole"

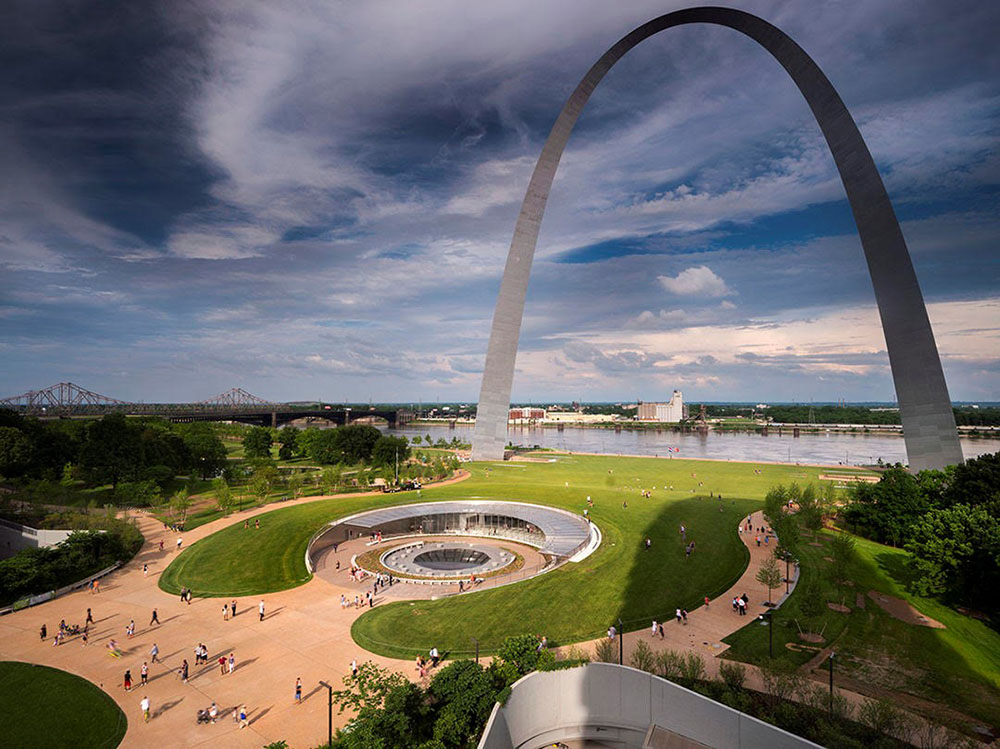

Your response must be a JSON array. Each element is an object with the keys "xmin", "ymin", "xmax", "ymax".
[
  {"xmin": 758, "ymin": 611, "xmax": 773, "ymax": 659},
  {"xmin": 318, "ymin": 680, "xmax": 334, "ymax": 748},
  {"xmin": 828, "ymin": 652, "xmax": 835, "ymax": 713},
  {"xmin": 617, "ymin": 617, "xmax": 624, "ymax": 666}
]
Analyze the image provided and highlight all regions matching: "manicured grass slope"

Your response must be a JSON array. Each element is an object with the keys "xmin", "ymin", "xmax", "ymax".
[
  {"xmin": 1, "ymin": 661, "xmax": 127, "ymax": 748},
  {"xmin": 722, "ymin": 529, "xmax": 1000, "ymax": 728},
  {"xmin": 160, "ymin": 455, "xmax": 850, "ymax": 654}
]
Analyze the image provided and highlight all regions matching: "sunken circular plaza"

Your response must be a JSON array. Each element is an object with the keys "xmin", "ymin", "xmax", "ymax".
[
  {"xmin": 380, "ymin": 541, "xmax": 514, "ymax": 579},
  {"xmin": 306, "ymin": 500, "xmax": 599, "ymax": 586}
]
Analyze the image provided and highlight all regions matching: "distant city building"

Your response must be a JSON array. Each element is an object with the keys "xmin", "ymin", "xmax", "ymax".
[
  {"xmin": 508, "ymin": 407, "xmax": 546, "ymax": 424},
  {"xmin": 543, "ymin": 412, "xmax": 616, "ymax": 424},
  {"xmin": 637, "ymin": 390, "xmax": 684, "ymax": 422}
]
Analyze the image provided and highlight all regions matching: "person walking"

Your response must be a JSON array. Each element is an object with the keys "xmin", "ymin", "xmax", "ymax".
[
  {"xmin": 219, "ymin": 656, "xmax": 227, "ymax": 675},
  {"xmin": 158, "ymin": 540, "xmax": 164, "ymax": 552},
  {"xmin": 238, "ymin": 705, "xmax": 248, "ymax": 729},
  {"xmin": 430, "ymin": 646, "xmax": 439, "ymax": 668},
  {"xmin": 149, "ymin": 609, "xmax": 159, "ymax": 626},
  {"xmin": 150, "ymin": 643, "xmax": 159, "ymax": 663},
  {"xmin": 179, "ymin": 659, "xmax": 189, "ymax": 682},
  {"xmin": 350, "ymin": 659, "xmax": 358, "ymax": 678},
  {"xmin": 143, "ymin": 563, "xmax": 148, "ymax": 577},
  {"xmin": 231, "ymin": 600, "xmax": 237, "ymax": 619},
  {"xmin": 651, "ymin": 620, "xmax": 658, "ymax": 638},
  {"xmin": 228, "ymin": 653, "xmax": 235, "ymax": 675},
  {"xmin": 176, "ymin": 537, "xmax": 182, "ymax": 551},
  {"xmin": 140, "ymin": 696, "xmax": 150, "ymax": 723},
  {"xmin": 39, "ymin": 624, "xmax": 46, "ymax": 641},
  {"xmin": 180, "ymin": 587, "xmax": 187, "ymax": 603},
  {"xmin": 208, "ymin": 702, "xmax": 218, "ymax": 724},
  {"xmin": 86, "ymin": 608, "xmax": 94, "ymax": 625},
  {"xmin": 681, "ymin": 609, "xmax": 688, "ymax": 624},
  {"xmin": 123, "ymin": 670, "xmax": 132, "ymax": 692},
  {"xmin": 258, "ymin": 600, "xmax": 265, "ymax": 621},
  {"xmin": 675, "ymin": 608, "xmax": 682, "ymax": 624},
  {"xmin": 658, "ymin": 622, "xmax": 664, "ymax": 639},
  {"xmin": 295, "ymin": 677, "xmax": 302, "ymax": 704},
  {"xmin": 140, "ymin": 662, "xmax": 148, "ymax": 686},
  {"xmin": 223, "ymin": 603, "xmax": 229, "ymax": 621}
]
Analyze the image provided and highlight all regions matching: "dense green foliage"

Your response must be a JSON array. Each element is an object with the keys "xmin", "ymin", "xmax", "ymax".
[
  {"xmin": 843, "ymin": 453, "xmax": 1000, "ymax": 611},
  {"xmin": 0, "ymin": 519, "xmax": 143, "ymax": 605},
  {"xmin": 371, "ymin": 435, "xmax": 411, "ymax": 468},
  {"xmin": 242, "ymin": 426, "xmax": 273, "ymax": 459},
  {"xmin": 297, "ymin": 424, "xmax": 383, "ymax": 464},
  {"xmin": 723, "ymin": 508, "xmax": 1000, "ymax": 730},
  {"xmin": 330, "ymin": 636, "xmax": 551, "ymax": 749},
  {"xmin": 0, "ymin": 409, "xmax": 227, "ymax": 487},
  {"xmin": 1, "ymin": 661, "xmax": 127, "ymax": 748}
]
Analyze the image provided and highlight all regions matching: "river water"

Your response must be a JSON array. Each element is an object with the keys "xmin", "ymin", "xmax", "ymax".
[{"xmin": 387, "ymin": 424, "xmax": 999, "ymax": 467}]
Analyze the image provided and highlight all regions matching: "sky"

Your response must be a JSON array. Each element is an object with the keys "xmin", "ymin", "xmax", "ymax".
[{"xmin": 1, "ymin": 0, "xmax": 998, "ymax": 405}]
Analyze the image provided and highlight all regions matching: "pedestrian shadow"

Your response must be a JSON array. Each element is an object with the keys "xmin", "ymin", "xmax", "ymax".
[
  {"xmin": 157, "ymin": 614, "xmax": 182, "ymax": 626},
  {"xmin": 234, "ymin": 657, "xmax": 258, "ymax": 673},
  {"xmin": 248, "ymin": 705, "xmax": 272, "ymax": 726},
  {"xmin": 263, "ymin": 607, "xmax": 285, "ymax": 620},
  {"xmin": 160, "ymin": 649, "xmax": 185, "ymax": 662},
  {"xmin": 152, "ymin": 697, "xmax": 184, "ymax": 719}
]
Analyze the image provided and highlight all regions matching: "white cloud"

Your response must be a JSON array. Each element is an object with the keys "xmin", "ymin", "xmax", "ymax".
[{"xmin": 657, "ymin": 266, "xmax": 732, "ymax": 297}]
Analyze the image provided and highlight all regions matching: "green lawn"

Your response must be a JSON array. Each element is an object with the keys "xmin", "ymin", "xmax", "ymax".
[
  {"xmin": 722, "ymin": 525, "xmax": 1000, "ymax": 730},
  {"xmin": 1, "ymin": 661, "xmax": 127, "ymax": 748},
  {"xmin": 161, "ymin": 455, "xmax": 851, "ymax": 654}
]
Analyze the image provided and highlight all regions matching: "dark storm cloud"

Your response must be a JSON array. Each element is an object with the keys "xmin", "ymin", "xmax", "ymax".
[{"xmin": 1, "ymin": 0, "xmax": 997, "ymax": 402}]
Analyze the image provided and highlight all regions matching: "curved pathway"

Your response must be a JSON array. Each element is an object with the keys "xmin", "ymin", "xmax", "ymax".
[{"xmin": 0, "ymin": 491, "xmax": 941, "ymax": 747}]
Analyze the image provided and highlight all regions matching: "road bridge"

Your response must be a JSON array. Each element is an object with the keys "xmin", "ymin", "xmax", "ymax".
[{"xmin": 0, "ymin": 382, "xmax": 415, "ymax": 428}]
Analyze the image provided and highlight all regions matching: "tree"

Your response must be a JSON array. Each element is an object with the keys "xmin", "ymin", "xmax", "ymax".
[
  {"xmin": 943, "ymin": 451, "xmax": 1000, "ymax": 510},
  {"xmin": 372, "ymin": 436, "xmax": 410, "ymax": 471},
  {"xmin": 170, "ymin": 488, "xmax": 192, "ymax": 526},
  {"xmin": 843, "ymin": 467, "xmax": 933, "ymax": 546},
  {"xmin": 79, "ymin": 413, "xmax": 143, "ymax": 489},
  {"xmin": 243, "ymin": 427, "xmax": 273, "ymax": 460},
  {"xmin": 114, "ymin": 479, "xmax": 162, "ymax": 507},
  {"xmin": 828, "ymin": 533, "xmax": 857, "ymax": 585},
  {"xmin": 249, "ymin": 464, "xmax": 278, "ymax": 503},
  {"xmin": 335, "ymin": 425, "xmax": 382, "ymax": 464},
  {"xmin": 427, "ymin": 661, "xmax": 499, "ymax": 747},
  {"xmin": 286, "ymin": 471, "xmax": 304, "ymax": 499},
  {"xmin": 905, "ymin": 503, "xmax": 1000, "ymax": 610},
  {"xmin": 181, "ymin": 423, "xmax": 228, "ymax": 479},
  {"xmin": 491, "ymin": 634, "xmax": 554, "ymax": 686},
  {"xmin": 0, "ymin": 426, "xmax": 34, "ymax": 477},
  {"xmin": 321, "ymin": 465, "xmax": 342, "ymax": 495},
  {"xmin": 212, "ymin": 477, "xmax": 234, "ymax": 516},
  {"xmin": 755, "ymin": 555, "xmax": 783, "ymax": 605}
]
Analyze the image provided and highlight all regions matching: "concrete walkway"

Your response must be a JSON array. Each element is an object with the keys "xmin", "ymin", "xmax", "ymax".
[{"xmin": 0, "ymin": 491, "xmax": 943, "ymax": 748}]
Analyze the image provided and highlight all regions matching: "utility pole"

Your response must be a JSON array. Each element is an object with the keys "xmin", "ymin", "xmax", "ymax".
[
  {"xmin": 318, "ymin": 680, "xmax": 334, "ymax": 748},
  {"xmin": 471, "ymin": 636, "xmax": 480, "ymax": 665}
]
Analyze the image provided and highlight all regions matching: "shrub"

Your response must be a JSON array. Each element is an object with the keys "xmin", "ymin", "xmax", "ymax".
[
  {"xmin": 653, "ymin": 650, "xmax": 684, "ymax": 680},
  {"xmin": 857, "ymin": 698, "xmax": 905, "ymax": 741},
  {"xmin": 679, "ymin": 652, "xmax": 706, "ymax": 683},
  {"xmin": 593, "ymin": 638, "xmax": 617, "ymax": 664},
  {"xmin": 628, "ymin": 640, "xmax": 657, "ymax": 673},
  {"xmin": 717, "ymin": 660, "xmax": 746, "ymax": 691}
]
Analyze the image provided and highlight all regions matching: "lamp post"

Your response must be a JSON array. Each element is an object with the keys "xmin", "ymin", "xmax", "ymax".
[
  {"xmin": 318, "ymin": 680, "xmax": 334, "ymax": 748},
  {"xmin": 828, "ymin": 652, "xmax": 835, "ymax": 713},
  {"xmin": 617, "ymin": 618, "xmax": 624, "ymax": 665}
]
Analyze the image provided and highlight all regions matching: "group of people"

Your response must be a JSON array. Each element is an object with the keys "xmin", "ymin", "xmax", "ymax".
[{"xmin": 732, "ymin": 592, "xmax": 751, "ymax": 615}]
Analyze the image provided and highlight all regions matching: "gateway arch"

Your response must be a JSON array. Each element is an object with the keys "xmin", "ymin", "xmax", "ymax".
[{"xmin": 472, "ymin": 6, "xmax": 963, "ymax": 472}]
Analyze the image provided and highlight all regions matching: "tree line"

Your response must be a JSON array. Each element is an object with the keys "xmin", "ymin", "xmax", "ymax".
[{"xmin": 842, "ymin": 452, "xmax": 999, "ymax": 613}]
